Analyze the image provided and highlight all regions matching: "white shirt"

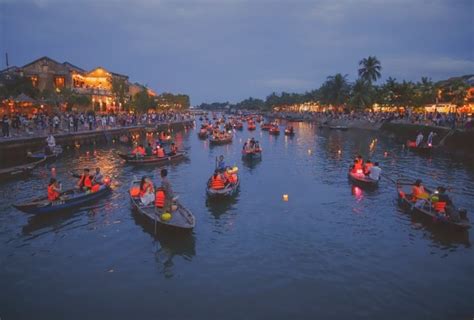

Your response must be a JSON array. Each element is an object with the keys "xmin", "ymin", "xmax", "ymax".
[
  {"xmin": 369, "ymin": 166, "xmax": 381, "ymax": 181},
  {"xmin": 415, "ymin": 134, "xmax": 423, "ymax": 146},
  {"xmin": 46, "ymin": 136, "xmax": 56, "ymax": 148}
]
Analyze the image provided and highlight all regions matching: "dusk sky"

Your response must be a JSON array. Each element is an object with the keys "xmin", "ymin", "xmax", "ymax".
[{"xmin": 1, "ymin": 0, "xmax": 473, "ymax": 105}]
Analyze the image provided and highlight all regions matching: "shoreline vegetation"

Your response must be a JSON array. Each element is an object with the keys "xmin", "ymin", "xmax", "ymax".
[{"xmin": 196, "ymin": 56, "xmax": 473, "ymax": 114}]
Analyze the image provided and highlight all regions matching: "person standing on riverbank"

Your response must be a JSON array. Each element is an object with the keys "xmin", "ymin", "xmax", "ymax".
[{"xmin": 2, "ymin": 115, "xmax": 10, "ymax": 138}]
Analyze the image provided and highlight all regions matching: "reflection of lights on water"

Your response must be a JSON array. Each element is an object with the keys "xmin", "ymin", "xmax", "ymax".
[{"xmin": 352, "ymin": 185, "xmax": 363, "ymax": 200}]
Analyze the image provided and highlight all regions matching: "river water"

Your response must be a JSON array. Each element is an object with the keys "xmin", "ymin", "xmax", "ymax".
[{"xmin": 1, "ymin": 121, "xmax": 473, "ymax": 320}]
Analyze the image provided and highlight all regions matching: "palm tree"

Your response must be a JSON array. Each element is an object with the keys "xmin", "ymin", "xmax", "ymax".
[{"xmin": 358, "ymin": 56, "xmax": 382, "ymax": 83}]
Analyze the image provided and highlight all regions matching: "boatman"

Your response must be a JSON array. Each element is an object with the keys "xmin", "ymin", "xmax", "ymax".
[
  {"xmin": 217, "ymin": 155, "xmax": 226, "ymax": 171},
  {"xmin": 427, "ymin": 131, "xmax": 437, "ymax": 147},
  {"xmin": 160, "ymin": 168, "xmax": 175, "ymax": 213},
  {"xmin": 415, "ymin": 132, "xmax": 424, "ymax": 147},
  {"xmin": 368, "ymin": 162, "xmax": 381, "ymax": 181},
  {"xmin": 46, "ymin": 134, "xmax": 56, "ymax": 155}
]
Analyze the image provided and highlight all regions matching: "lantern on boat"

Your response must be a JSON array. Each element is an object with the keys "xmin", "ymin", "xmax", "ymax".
[
  {"xmin": 161, "ymin": 212, "xmax": 172, "ymax": 221},
  {"xmin": 104, "ymin": 176, "xmax": 111, "ymax": 186}
]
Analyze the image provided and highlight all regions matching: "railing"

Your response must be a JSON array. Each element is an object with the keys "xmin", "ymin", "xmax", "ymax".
[{"xmin": 72, "ymin": 87, "xmax": 111, "ymax": 96}]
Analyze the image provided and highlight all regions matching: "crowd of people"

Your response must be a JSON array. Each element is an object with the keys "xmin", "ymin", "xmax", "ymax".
[{"xmin": 1, "ymin": 111, "xmax": 194, "ymax": 139}]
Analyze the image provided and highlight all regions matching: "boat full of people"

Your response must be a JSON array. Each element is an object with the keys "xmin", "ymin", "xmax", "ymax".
[
  {"xmin": 118, "ymin": 143, "xmax": 186, "ymax": 165},
  {"xmin": 241, "ymin": 138, "xmax": 262, "ymax": 160},
  {"xmin": 396, "ymin": 179, "xmax": 470, "ymax": 229},
  {"xmin": 206, "ymin": 165, "xmax": 240, "ymax": 197},
  {"xmin": 348, "ymin": 156, "xmax": 381, "ymax": 188}
]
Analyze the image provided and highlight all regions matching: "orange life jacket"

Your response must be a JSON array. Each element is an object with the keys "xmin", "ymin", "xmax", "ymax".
[
  {"xmin": 130, "ymin": 186, "xmax": 140, "ymax": 197},
  {"xmin": 155, "ymin": 189, "xmax": 166, "ymax": 208},
  {"xmin": 412, "ymin": 185, "xmax": 426, "ymax": 200},
  {"xmin": 91, "ymin": 184, "xmax": 100, "ymax": 193},
  {"xmin": 79, "ymin": 174, "xmax": 92, "ymax": 188},
  {"xmin": 211, "ymin": 175, "xmax": 225, "ymax": 190},
  {"xmin": 364, "ymin": 163, "xmax": 373, "ymax": 174},
  {"xmin": 47, "ymin": 185, "xmax": 60, "ymax": 201},
  {"xmin": 133, "ymin": 146, "xmax": 145, "ymax": 155},
  {"xmin": 157, "ymin": 148, "xmax": 165, "ymax": 158},
  {"xmin": 433, "ymin": 201, "xmax": 447, "ymax": 213},
  {"xmin": 352, "ymin": 163, "xmax": 363, "ymax": 173},
  {"xmin": 139, "ymin": 182, "xmax": 151, "ymax": 197}
]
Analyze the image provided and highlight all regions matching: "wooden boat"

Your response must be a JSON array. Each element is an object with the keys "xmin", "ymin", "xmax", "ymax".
[
  {"xmin": 27, "ymin": 145, "xmax": 62, "ymax": 161},
  {"xmin": 209, "ymin": 134, "xmax": 233, "ymax": 145},
  {"xmin": 269, "ymin": 126, "xmax": 280, "ymax": 135},
  {"xmin": 13, "ymin": 184, "xmax": 112, "ymax": 215},
  {"xmin": 242, "ymin": 149, "xmax": 262, "ymax": 160},
  {"xmin": 284, "ymin": 128, "xmax": 295, "ymax": 136},
  {"xmin": 406, "ymin": 140, "xmax": 433, "ymax": 155},
  {"xmin": 129, "ymin": 181, "xmax": 195, "ymax": 230},
  {"xmin": 207, "ymin": 169, "xmax": 240, "ymax": 197},
  {"xmin": 396, "ymin": 179, "xmax": 470, "ymax": 229},
  {"xmin": 329, "ymin": 125, "xmax": 348, "ymax": 131},
  {"xmin": 0, "ymin": 157, "xmax": 46, "ymax": 181},
  {"xmin": 117, "ymin": 151, "xmax": 187, "ymax": 165},
  {"xmin": 261, "ymin": 123, "xmax": 272, "ymax": 131},
  {"xmin": 348, "ymin": 170, "xmax": 379, "ymax": 188}
]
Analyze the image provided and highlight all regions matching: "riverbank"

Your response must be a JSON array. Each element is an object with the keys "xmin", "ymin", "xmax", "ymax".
[{"xmin": 0, "ymin": 120, "xmax": 194, "ymax": 165}]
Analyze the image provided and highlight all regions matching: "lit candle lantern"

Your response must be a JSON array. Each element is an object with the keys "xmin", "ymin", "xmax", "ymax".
[
  {"xmin": 384, "ymin": 151, "xmax": 388, "ymax": 157},
  {"xmin": 338, "ymin": 149, "xmax": 342, "ymax": 154},
  {"xmin": 283, "ymin": 194, "xmax": 289, "ymax": 201},
  {"xmin": 308, "ymin": 149, "xmax": 312, "ymax": 155}
]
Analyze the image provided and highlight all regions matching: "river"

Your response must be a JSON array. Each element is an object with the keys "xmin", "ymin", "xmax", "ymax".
[{"xmin": 0, "ymin": 121, "xmax": 473, "ymax": 320}]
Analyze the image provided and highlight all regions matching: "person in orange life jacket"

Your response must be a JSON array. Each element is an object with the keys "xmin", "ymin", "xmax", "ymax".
[
  {"xmin": 77, "ymin": 168, "xmax": 93, "ymax": 192},
  {"xmin": 210, "ymin": 170, "xmax": 227, "ymax": 190},
  {"xmin": 132, "ymin": 144, "xmax": 145, "ymax": 157},
  {"xmin": 363, "ymin": 160, "xmax": 373, "ymax": 175},
  {"xmin": 224, "ymin": 169, "xmax": 237, "ymax": 184},
  {"xmin": 47, "ymin": 178, "xmax": 61, "ymax": 202},
  {"xmin": 160, "ymin": 169, "xmax": 174, "ymax": 212},
  {"xmin": 139, "ymin": 176, "xmax": 155, "ymax": 205},
  {"xmin": 433, "ymin": 186, "xmax": 460, "ymax": 221},
  {"xmin": 412, "ymin": 179, "xmax": 428, "ymax": 208},
  {"xmin": 355, "ymin": 155, "xmax": 363, "ymax": 166},
  {"xmin": 156, "ymin": 144, "xmax": 165, "ymax": 158},
  {"xmin": 351, "ymin": 159, "xmax": 363, "ymax": 174}
]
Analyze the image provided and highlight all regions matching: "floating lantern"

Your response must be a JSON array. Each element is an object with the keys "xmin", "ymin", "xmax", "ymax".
[
  {"xmin": 384, "ymin": 151, "xmax": 388, "ymax": 157},
  {"xmin": 308, "ymin": 149, "xmax": 312, "ymax": 155},
  {"xmin": 338, "ymin": 149, "xmax": 342, "ymax": 155},
  {"xmin": 283, "ymin": 194, "xmax": 289, "ymax": 201}
]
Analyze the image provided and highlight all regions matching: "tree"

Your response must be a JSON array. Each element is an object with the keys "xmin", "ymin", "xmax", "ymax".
[
  {"xmin": 358, "ymin": 56, "xmax": 382, "ymax": 83},
  {"xmin": 319, "ymin": 73, "xmax": 350, "ymax": 107},
  {"xmin": 439, "ymin": 79, "xmax": 468, "ymax": 108},
  {"xmin": 0, "ymin": 73, "xmax": 39, "ymax": 100},
  {"xmin": 413, "ymin": 77, "xmax": 436, "ymax": 107},
  {"xmin": 349, "ymin": 79, "xmax": 373, "ymax": 110},
  {"xmin": 111, "ymin": 77, "xmax": 129, "ymax": 106},
  {"xmin": 132, "ymin": 87, "xmax": 155, "ymax": 112}
]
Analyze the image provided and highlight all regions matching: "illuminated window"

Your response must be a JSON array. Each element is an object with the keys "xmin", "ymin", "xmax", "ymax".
[
  {"xmin": 54, "ymin": 76, "xmax": 65, "ymax": 88},
  {"xmin": 31, "ymin": 75, "xmax": 38, "ymax": 87}
]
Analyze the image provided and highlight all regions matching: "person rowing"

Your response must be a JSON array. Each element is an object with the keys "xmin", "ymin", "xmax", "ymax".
[
  {"xmin": 415, "ymin": 132, "xmax": 424, "ymax": 147},
  {"xmin": 217, "ymin": 155, "xmax": 226, "ymax": 171},
  {"xmin": 160, "ymin": 169, "xmax": 175, "ymax": 213},
  {"xmin": 368, "ymin": 162, "xmax": 381, "ymax": 181}
]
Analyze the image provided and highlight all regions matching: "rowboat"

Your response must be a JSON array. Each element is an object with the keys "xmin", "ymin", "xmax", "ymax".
[
  {"xmin": 209, "ymin": 134, "xmax": 233, "ymax": 145},
  {"xmin": 0, "ymin": 157, "xmax": 46, "ymax": 181},
  {"xmin": 129, "ymin": 181, "xmax": 195, "ymax": 230},
  {"xmin": 329, "ymin": 126, "xmax": 348, "ymax": 131},
  {"xmin": 261, "ymin": 123, "xmax": 272, "ymax": 131},
  {"xmin": 242, "ymin": 149, "xmax": 262, "ymax": 160},
  {"xmin": 198, "ymin": 129, "xmax": 208, "ymax": 139},
  {"xmin": 13, "ymin": 185, "xmax": 112, "ymax": 215},
  {"xmin": 396, "ymin": 179, "xmax": 470, "ymax": 229},
  {"xmin": 269, "ymin": 126, "xmax": 280, "ymax": 135},
  {"xmin": 248, "ymin": 123, "xmax": 256, "ymax": 131},
  {"xmin": 117, "ymin": 151, "xmax": 187, "ymax": 165},
  {"xmin": 27, "ymin": 145, "xmax": 63, "ymax": 161},
  {"xmin": 406, "ymin": 140, "xmax": 433, "ymax": 155},
  {"xmin": 233, "ymin": 122, "xmax": 243, "ymax": 130},
  {"xmin": 206, "ymin": 173, "xmax": 240, "ymax": 197},
  {"xmin": 348, "ymin": 171, "xmax": 379, "ymax": 189}
]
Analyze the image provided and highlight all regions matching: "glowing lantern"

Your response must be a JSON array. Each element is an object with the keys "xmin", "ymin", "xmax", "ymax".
[{"xmin": 283, "ymin": 194, "xmax": 289, "ymax": 201}]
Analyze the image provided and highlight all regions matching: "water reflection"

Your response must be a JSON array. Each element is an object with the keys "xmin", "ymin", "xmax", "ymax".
[
  {"xmin": 131, "ymin": 209, "xmax": 196, "ymax": 278},
  {"xmin": 205, "ymin": 195, "xmax": 239, "ymax": 219}
]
